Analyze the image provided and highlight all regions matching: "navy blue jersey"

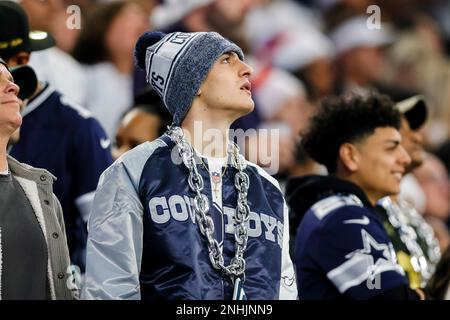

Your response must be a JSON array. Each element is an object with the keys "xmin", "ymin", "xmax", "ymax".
[
  {"xmin": 295, "ymin": 194, "xmax": 408, "ymax": 299},
  {"xmin": 10, "ymin": 84, "xmax": 113, "ymax": 271}
]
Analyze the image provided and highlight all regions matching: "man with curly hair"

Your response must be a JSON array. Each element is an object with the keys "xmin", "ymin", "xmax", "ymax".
[{"xmin": 286, "ymin": 93, "xmax": 426, "ymax": 299}]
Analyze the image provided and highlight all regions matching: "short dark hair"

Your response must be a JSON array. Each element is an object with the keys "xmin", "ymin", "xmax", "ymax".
[{"xmin": 302, "ymin": 93, "xmax": 401, "ymax": 173}]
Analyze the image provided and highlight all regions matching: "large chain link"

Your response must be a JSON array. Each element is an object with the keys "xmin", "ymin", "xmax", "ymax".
[
  {"xmin": 380, "ymin": 197, "xmax": 441, "ymax": 286},
  {"xmin": 168, "ymin": 125, "xmax": 250, "ymax": 278}
]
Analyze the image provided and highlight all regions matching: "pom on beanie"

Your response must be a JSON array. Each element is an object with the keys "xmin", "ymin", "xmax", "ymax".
[{"xmin": 134, "ymin": 31, "xmax": 166, "ymax": 70}]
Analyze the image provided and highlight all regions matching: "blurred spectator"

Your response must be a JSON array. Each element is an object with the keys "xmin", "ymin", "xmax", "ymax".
[
  {"xmin": 375, "ymin": 0, "xmax": 431, "ymax": 29},
  {"xmin": 331, "ymin": 16, "xmax": 393, "ymax": 95},
  {"xmin": 63, "ymin": 0, "xmax": 96, "ymax": 11},
  {"xmin": 18, "ymin": 0, "xmax": 87, "ymax": 104},
  {"xmin": 245, "ymin": 60, "xmax": 309, "ymax": 174},
  {"xmin": 1, "ymin": 1, "xmax": 113, "ymax": 273},
  {"xmin": 73, "ymin": 0, "xmax": 149, "ymax": 138},
  {"xmin": 396, "ymin": 95, "xmax": 429, "ymax": 213},
  {"xmin": 206, "ymin": 0, "xmax": 257, "ymax": 52},
  {"xmin": 377, "ymin": 95, "xmax": 441, "ymax": 289},
  {"xmin": 20, "ymin": 0, "xmax": 79, "ymax": 53},
  {"xmin": 245, "ymin": 0, "xmax": 322, "ymax": 55},
  {"xmin": 286, "ymin": 141, "xmax": 327, "ymax": 257},
  {"xmin": 288, "ymin": 142, "xmax": 326, "ymax": 178},
  {"xmin": 245, "ymin": 1, "xmax": 334, "ymax": 104},
  {"xmin": 397, "ymin": 96, "xmax": 428, "ymax": 171},
  {"xmin": 251, "ymin": 61, "xmax": 307, "ymax": 134},
  {"xmin": 151, "ymin": 0, "xmax": 214, "ymax": 30},
  {"xmin": 382, "ymin": 18, "xmax": 450, "ymax": 148},
  {"xmin": 427, "ymin": 245, "xmax": 450, "ymax": 300},
  {"xmin": 414, "ymin": 153, "xmax": 450, "ymax": 224},
  {"xmin": 321, "ymin": 0, "xmax": 371, "ymax": 32},
  {"xmin": 0, "ymin": 1, "xmax": 55, "ymax": 62},
  {"xmin": 426, "ymin": 0, "xmax": 450, "ymax": 55},
  {"xmin": 0, "ymin": 57, "xmax": 75, "ymax": 300},
  {"xmin": 113, "ymin": 89, "xmax": 172, "ymax": 159},
  {"xmin": 153, "ymin": 0, "xmax": 253, "ymax": 53},
  {"xmin": 268, "ymin": 27, "xmax": 335, "ymax": 104}
]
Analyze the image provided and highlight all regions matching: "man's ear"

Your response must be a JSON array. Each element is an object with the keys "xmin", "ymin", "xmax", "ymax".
[{"xmin": 339, "ymin": 143, "xmax": 360, "ymax": 172}]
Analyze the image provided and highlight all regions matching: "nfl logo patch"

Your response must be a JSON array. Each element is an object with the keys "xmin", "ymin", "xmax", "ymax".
[{"xmin": 211, "ymin": 171, "xmax": 221, "ymax": 184}]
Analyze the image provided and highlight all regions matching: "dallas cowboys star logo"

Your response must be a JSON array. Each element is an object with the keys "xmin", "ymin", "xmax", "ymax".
[
  {"xmin": 345, "ymin": 229, "xmax": 404, "ymax": 277},
  {"xmin": 327, "ymin": 229, "xmax": 405, "ymax": 293}
]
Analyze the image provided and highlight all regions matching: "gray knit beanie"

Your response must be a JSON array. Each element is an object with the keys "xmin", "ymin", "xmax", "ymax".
[{"xmin": 135, "ymin": 31, "xmax": 244, "ymax": 125}]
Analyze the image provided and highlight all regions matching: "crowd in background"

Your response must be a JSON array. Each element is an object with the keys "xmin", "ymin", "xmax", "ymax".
[{"xmin": 2, "ymin": 0, "xmax": 450, "ymax": 298}]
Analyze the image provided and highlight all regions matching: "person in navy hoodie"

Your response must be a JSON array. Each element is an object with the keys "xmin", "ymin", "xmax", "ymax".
[{"xmin": 286, "ymin": 93, "xmax": 427, "ymax": 299}]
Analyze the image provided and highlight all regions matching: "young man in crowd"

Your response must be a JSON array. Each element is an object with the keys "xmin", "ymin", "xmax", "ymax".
[
  {"xmin": 286, "ymin": 93, "xmax": 426, "ymax": 299},
  {"xmin": 82, "ymin": 30, "xmax": 297, "ymax": 300}
]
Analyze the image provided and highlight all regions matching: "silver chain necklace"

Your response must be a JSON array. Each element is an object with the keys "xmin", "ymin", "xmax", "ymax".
[
  {"xmin": 167, "ymin": 125, "xmax": 250, "ymax": 279},
  {"xmin": 379, "ymin": 197, "xmax": 441, "ymax": 286}
]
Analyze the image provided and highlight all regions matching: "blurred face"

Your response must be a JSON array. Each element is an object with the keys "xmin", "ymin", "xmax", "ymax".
[
  {"xmin": 51, "ymin": 10, "xmax": 81, "ymax": 53},
  {"xmin": 399, "ymin": 117, "xmax": 426, "ymax": 172},
  {"xmin": 414, "ymin": 155, "xmax": 450, "ymax": 220},
  {"xmin": 273, "ymin": 94, "xmax": 310, "ymax": 136},
  {"xmin": 302, "ymin": 58, "xmax": 335, "ymax": 99},
  {"xmin": 345, "ymin": 46, "xmax": 384, "ymax": 85},
  {"xmin": 211, "ymin": 0, "xmax": 254, "ymax": 26},
  {"xmin": 20, "ymin": 0, "xmax": 62, "ymax": 31},
  {"xmin": 0, "ymin": 64, "xmax": 22, "ymax": 137},
  {"xmin": 197, "ymin": 51, "xmax": 254, "ymax": 118},
  {"xmin": 6, "ymin": 51, "xmax": 30, "ymax": 67},
  {"xmin": 113, "ymin": 109, "xmax": 161, "ymax": 159},
  {"xmin": 348, "ymin": 127, "xmax": 411, "ymax": 204},
  {"xmin": 106, "ymin": 3, "xmax": 148, "ymax": 60},
  {"xmin": 136, "ymin": 0, "xmax": 159, "ymax": 17}
]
